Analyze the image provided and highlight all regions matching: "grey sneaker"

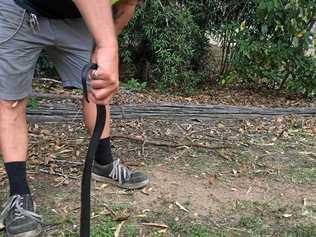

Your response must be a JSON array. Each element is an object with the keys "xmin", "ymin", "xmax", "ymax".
[
  {"xmin": 92, "ymin": 159, "xmax": 149, "ymax": 189},
  {"xmin": 0, "ymin": 195, "xmax": 42, "ymax": 237}
]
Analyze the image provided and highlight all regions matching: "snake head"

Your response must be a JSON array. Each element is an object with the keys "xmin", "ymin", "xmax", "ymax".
[{"xmin": 81, "ymin": 63, "xmax": 98, "ymax": 103}]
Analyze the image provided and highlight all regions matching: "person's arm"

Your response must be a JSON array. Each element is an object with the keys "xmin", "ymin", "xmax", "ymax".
[
  {"xmin": 73, "ymin": 0, "xmax": 119, "ymax": 105},
  {"xmin": 113, "ymin": 0, "xmax": 138, "ymax": 35}
]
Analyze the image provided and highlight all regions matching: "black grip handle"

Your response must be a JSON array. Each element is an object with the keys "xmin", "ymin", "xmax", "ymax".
[{"xmin": 82, "ymin": 63, "xmax": 98, "ymax": 103}]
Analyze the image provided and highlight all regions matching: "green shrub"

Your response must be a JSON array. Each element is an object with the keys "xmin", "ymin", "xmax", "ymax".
[
  {"xmin": 119, "ymin": 0, "xmax": 209, "ymax": 94},
  {"xmin": 122, "ymin": 78, "xmax": 147, "ymax": 92},
  {"xmin": 215, "ymin": 0, "xmax": 316, "ymax": 96},
  {"xmin": 35, "ymin": 52, "xmax": 58, "ymax": 79}
]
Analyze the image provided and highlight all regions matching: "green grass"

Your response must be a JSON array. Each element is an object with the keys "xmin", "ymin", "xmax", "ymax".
[
  {"xmin": 91, "ymin": 218, "xmax": 116, "ymax": 237},
  {"xmin": 170, "ymin": 222, "xmax": 215, "ymax": 237},
  {"xmin": 238, "ymin": 215, "xmax": 264, "ymax": 231},
  {"xmin": 27, "ymin": 97, "xmax": 39, "ymax": 109},
  {"xmin": 286, "ymin": 167, "xmax": 316, "ymax": 185},
  {"xmin": 280, "ymin": 225, "xmax": 316, "ymax": 237}
]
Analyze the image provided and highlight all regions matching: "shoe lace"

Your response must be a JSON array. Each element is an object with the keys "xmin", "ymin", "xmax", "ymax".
[
  {"xmin": 0, "ymin": 195, "xmax": 42, "ymax": 225},
  {"xmin": 109, "ymin": 159, "xmax": 132, "ymax": 184}
]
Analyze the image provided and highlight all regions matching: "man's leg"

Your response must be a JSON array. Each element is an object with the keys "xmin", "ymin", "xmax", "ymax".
[
  {"xmin": 48, "ymin": 17, "xmax": 149, "ymax": 189},
  {"xmin": 83, "ymin": 101, "xmax": 114, "ymax": 165},
  {"xmin": 0, "ymin": 99, "xmax": 42, "ymax": 236},
  {"xmin": 0, "ymin": 99, "xmax": 30, "ymax": 196},
  {"xmin": 0, "ymin": 100, "xmax": 28, "ymax": 163},
  {"xmin": 0, "ymin": 1, "xmax": 56, "ymax": 235},
  {"xmin": 82, "ymin": 99, "xmax": 149, "ymax": 189}
]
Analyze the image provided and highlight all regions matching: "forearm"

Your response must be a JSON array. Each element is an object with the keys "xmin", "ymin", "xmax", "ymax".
[
  {"xmin": 113, "ymin": 0, "xmax": 138, "ymax": 35},
  {"xmin": 73, "ymin": 0, "xmax": 119, "ymax": 105},
  {"xmin": 74, "ymin": 0, "xmax": 117, "ymax": 48}
]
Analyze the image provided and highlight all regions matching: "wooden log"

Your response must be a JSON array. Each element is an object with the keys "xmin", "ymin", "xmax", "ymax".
[{"xmin": 26, "ymin": 101, "xmax": 316, "ymax": 122}]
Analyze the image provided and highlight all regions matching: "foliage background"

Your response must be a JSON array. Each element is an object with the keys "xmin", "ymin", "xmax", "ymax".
[{"xmin": 37, "ymin": 0, "xmax": 316, "ymax": 97}]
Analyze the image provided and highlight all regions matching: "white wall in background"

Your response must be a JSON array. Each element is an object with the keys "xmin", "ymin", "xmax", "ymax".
[{"xmin": 306, "ymin": 23, "xmax": 316, "ymax": 57}]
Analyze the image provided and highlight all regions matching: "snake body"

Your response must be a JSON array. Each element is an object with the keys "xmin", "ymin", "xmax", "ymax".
[{"xmin": 80, "ymin": 63, "xmax": 106, "ymax": 237}]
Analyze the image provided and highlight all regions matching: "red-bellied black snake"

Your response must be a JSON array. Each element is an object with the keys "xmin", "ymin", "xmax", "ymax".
[{"xmin": 80, "ymin": 63, "xmax": 106, "ymax": 237}]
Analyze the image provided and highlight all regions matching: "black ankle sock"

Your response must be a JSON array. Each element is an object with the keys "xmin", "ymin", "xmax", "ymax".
[
  {"xmin": 4, "ymin": 161, "xmax": 31, "ymax": 196},
  {"xmin": 95, "ymin": 137, "xmax": 114, "ymax": 166}
]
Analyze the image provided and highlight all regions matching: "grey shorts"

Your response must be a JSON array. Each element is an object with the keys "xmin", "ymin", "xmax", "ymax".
[{"xmin": 0, "ymin": 0, "xmax": 93, "ymax": 100}]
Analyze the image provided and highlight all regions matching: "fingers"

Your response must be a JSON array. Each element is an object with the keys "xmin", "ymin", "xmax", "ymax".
[
  {"xmin": 88, "ymin": 92, "xmax": 113, "ymax": 105},
  {"xmin": 90, "ymin": 78, "xmax": 114, "ymax": 89},
  {"xmin": 88, "ymin": 79, "xmax": 118, "ymax": 105},
  {"xmin": 89, "ymin": 45, "xmax": 119, "ymax": 105},
  {"xmin": 90, "ymin": 86, "xmax": 118, "ymax": 101},
  {"xmin": 88, "ymin": 68, "xmax": 119, "ymax": 102}
]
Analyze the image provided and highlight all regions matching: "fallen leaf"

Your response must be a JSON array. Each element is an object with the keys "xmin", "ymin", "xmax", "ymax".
[
  {"xmin": 112, "ymin": 208, "xmax": 130, "ymax": 221},
  {"xmin": 208, "ymin": 174, "xmax": 217, "ymax": 185},
  {"xmin": 232, "ymin": 169, "xmax": 238, "ymax": 176},
  {"xmin": 135, "ymin": 214, "xmax": 147, "ymax": 218},
  {"xmin": 141, "ymin": 187, "xmax": 152, "ymax": 195},
  {"xmin": 96, "ymin": 184, "xmax": 109, "ymax": 191},
  {"xmin": 282, "ymin": 214, "xmax": 292, "ymax": 218},
  {"xmin": 276, "ymin": 116, "xmax": 284, "ymax": 124},
  {"xmin": 158, "ymin": 229, "xmax": 167, "ymax": 234}
]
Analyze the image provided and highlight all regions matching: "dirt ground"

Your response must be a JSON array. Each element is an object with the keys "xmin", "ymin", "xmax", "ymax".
[{"xmin": 0, "ymin": 86, "xmax": 315, "ymax": 236}]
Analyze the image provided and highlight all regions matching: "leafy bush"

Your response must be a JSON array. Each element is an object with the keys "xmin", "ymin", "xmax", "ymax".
[
  {"xmin": 119, "ymin": 0, "xmax": 209, "ymax": 94},
  {"xmin": 198, "ymin": 0, "xmax": 316, "ymax": 96},
  {"xmin": 35, "ymin": 52, "xmax": 58, "ymax": 78},
  {"xmin": 122, "ymin": 78, "xmax": 147, "ymax": 92},
  {"xmin": 237, "ymin": 0, "xmax": 315, "ymax": 96}
]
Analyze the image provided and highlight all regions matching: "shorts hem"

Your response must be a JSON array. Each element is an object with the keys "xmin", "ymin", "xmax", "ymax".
[
  {"xmin": 0, "ymin": 92, "xmax": 30, "ymax": 101},
  {"xmin": 63, "ymin": 82, "xmax": 82, "ymax": 90}
]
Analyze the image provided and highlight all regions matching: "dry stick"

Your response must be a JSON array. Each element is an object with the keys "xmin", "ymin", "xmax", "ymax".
[
  {"xmin": 34, "ymin": 77, "xmax": 63, "ymax": 84},
  {"xmin": 114, "ymin": 221, "xmax": 126, "ymax": 237},
  {"xmin": 30, "ymin": 92, "xmax": 81, "ymax": 100},
  {"xmin": 102, "ymin": 203, "xmax": 117, "ymax": 217},
  {"xmin": 111, "ymin": 134, "xmax": 232, "ymax": 150},
  {"xmin": 38, "ymin": 168, "xmax": 78, "ymax": 180},
  {"xmin": 49, "ymin": 159, "xmax": 83, "ymax": 166},
  {"xmin": 141, "ymin": 223, "xmax": 169, "ymax": 229}
]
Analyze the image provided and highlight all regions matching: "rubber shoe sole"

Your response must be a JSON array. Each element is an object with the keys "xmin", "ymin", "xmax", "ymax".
[
  {"xmin": 5, "ymin": 223, "xmax": 42, "ymax": 237},
  {"xmin": 92, "ymin": 173, "xmax": 149, "ymax": 189}
]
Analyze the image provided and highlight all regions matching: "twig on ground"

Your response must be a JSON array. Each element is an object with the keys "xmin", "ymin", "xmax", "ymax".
[
  {"xmin": 111, "ymin": 134, "xmax": 232, "ymax": 150},
  {"xmin": 114, "ymin": 221, "xmax": 126, "ymax": 237},
  {"xmin": 175, "ymin": 201, "xmax": 189, "ymax": 213},
  {"xmin": 30, "ymin": 92, "xmax": 81, "ymax": 100},
  {"xmin": 38, "ymin": 168, "xmax": 78, "ymax": 180},
  {"xmin": 102, "ymin": 203, "xmax": 117, "ymax": 217},
  {"xmin": 141, "ymin": 223, "xmax": 169, "ymax": 229},
  {"xmin": 104, "ymin": 191, "xmax": 132, "ymax": 195},
  {"xmin": 49, "ymin": 159, "xmax": 83, "ymax": 166},
  {"xmin": 34, "ymin": 77, "xmax": 62, "ymax": 84}
]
